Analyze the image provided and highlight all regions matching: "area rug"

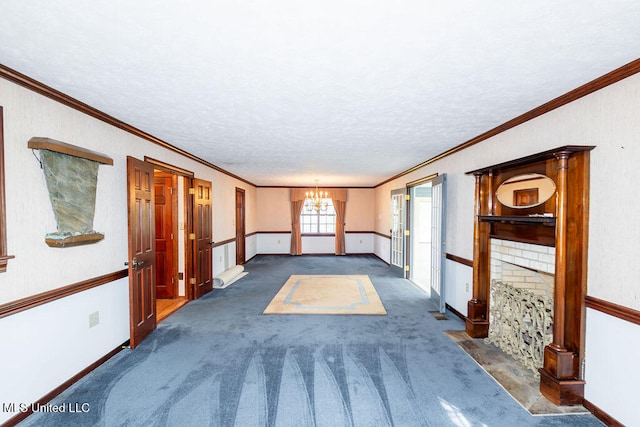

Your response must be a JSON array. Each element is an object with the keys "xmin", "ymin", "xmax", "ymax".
[
  {"xmin": 263, "ymin": 275, "xmax": 387, "ymax": 315},
  {"xmin": 444, "ymin": 330, "xmax": 589, "ymax": 416}
]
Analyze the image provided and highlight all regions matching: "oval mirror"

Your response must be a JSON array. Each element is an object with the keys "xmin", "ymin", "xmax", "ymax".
[{"xmin": 496, "ymin": 173, "xmax": 556, "ymax": 209}]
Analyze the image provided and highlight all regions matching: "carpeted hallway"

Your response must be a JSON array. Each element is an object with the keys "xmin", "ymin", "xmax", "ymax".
[{"xmin": 19, "ymin": 255, "xmax": 602, "ymax": 426}]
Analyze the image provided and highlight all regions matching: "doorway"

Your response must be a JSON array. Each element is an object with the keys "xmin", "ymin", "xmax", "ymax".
[
  {"xmin": 406, "ymin": 174, "xmax": 447, "ymax": 313},
  {"xmin": 154, "ymin": 171, "xmax": 178, "ymax": 300},
  {"xmin": 153, "ymin": 170, "xmax": 189, "ymax": 322},
  {"xmin": 127, "ymin": 157, "xmax": 212, "ymax": 347},
  {"xmin": 389, "ymin": 188, "xmax": 406, "ymax": 277},
  {"xmin": 235, "ymin": 187, "xmax": 245, "ymax": 265},
  {"xmin": 408, "ymin": 182, "xmax": 432, "ymax": 294}
]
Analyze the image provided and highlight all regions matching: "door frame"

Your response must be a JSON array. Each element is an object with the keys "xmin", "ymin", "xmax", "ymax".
[
  {"xmin": 235, "ymin": 187, "xmax": 246, "ymax": 265},
  {"xmin": 406, "ymin": 173, "xmax": 438, "ymax": 292},
  {"xmin": 144, "ymin": 157, "xmax": 196, "ymax": 301},
  {"xmin": 390, "ymin": 188, "xmax": 407, "ymax": 277}
]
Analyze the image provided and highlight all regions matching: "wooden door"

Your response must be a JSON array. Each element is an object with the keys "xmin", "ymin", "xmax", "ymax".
[
  {"xmin": 154, "ymin": 172, "xmax": 177, "ymax": 299},
  {"xmin": 127, "ymin": 157, "xmax": 156, "ymax": 348},
  {"xmin": 235, "ymin": 188, "xmax": 245, "ymax": 265},
  {"xmin": 193, "ymin": 178, "xmax": 213, "ymax": 298}
]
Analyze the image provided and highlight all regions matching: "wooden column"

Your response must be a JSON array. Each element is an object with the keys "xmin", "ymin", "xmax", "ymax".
[
  {"xmin": 466, "ymin": 145, "xmax": 593, "ymax": 407},
  {"xmin": 538, "ymin": 150, "xmax": 585, "ymax": 405},
  {"xmin": 466, "ymin": 172, "xmax": 490, "ymax": 337}
]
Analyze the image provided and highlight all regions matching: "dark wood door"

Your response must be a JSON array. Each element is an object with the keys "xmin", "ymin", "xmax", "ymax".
[
  {"xmin": 127, "ymin": 157, "xmax": 156, "ymax": 349},
  {"xmin": 194, "ymin": 178, "xmax": 213, "ymax": 298},
  {"xmin": 235, "ymin": 187, "xmax": 245, "ymax": 265},
  {"xmin": 154, "ymin": 172, "xmax": 176, "ymax": 299}
]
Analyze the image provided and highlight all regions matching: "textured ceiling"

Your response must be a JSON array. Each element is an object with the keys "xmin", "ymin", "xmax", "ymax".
[{"xmin": 1, "ymin": 1, "xmax": 639, "ymax": 187}]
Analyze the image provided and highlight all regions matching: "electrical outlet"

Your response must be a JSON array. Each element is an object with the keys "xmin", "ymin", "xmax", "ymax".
[
  {"xmin": 89, "ymin": 311, "xmax": 99, "ymax": 328},
  {"xmin": 465, "ymin": 283, "xmax": 470, "ymax": 292}
]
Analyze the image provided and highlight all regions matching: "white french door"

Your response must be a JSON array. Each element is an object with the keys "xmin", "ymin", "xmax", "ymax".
[
  {"xmin": 429, "ymin": 174, "xmax": 447, "ymax": 313},
  {"xmin": 408, "ymin": 182, "xmax": 432, "ymax": 293},
  {"xmin": 390, "ymin": 188, "xmax": 406, "ymax": 277}
]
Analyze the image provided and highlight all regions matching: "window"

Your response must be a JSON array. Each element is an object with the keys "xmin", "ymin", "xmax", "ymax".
[{"xmin": 300, "ymin": 198, "xmax": 336, "ymax": 234}]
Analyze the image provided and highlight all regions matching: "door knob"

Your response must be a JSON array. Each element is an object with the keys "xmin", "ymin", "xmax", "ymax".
[{"xmin": 125, "ymin": 258, "xmax": 144, "ymax": 269}]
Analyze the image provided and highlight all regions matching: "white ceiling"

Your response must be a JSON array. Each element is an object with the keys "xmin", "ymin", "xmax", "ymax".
[{"xmin": 1, "ymin": 1, "xmax": 639, "ymax": 187}]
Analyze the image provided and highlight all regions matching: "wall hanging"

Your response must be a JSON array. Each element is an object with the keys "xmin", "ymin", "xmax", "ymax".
[{"xmin": 28, "ymin": 137, "xmax": 113, "ymax": 247}]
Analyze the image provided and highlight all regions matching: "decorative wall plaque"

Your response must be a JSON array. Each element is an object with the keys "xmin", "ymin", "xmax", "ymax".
[{"xmin": 28, "ymin": 137, "xmax": 113, "ymax": 248}]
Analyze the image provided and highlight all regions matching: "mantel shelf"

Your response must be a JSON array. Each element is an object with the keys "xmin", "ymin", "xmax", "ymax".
[
  {"xmin": 28, "ymin": 137, "xmax": 113, "ymax": 165},
  {"xmin": 469, "ymin": 146, "xmax": 592, "ymax": 406},
  {"xmin": 478, "ymin": 215, "xmax": 556, "ymax": 226}
]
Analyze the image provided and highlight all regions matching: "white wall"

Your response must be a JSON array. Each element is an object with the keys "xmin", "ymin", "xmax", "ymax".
[
  {"xmin": 2, "ymin": 61, "xmax": 639, "ymax": 426},
  {"xmin": 444, "ymin": 259, "xmax": 473, "ymax": 315},
  {"xmin": 257, "ymin": 233, "xmax": 291, "ymax": 254},
  {"xmin": 374, "ymin": 234, "xmax": 390, "ymax": 264},
  {"xmin": 373, "ymin": 72, "xmax": 640, "ymax": 424},
  {"xmin": 245, "ymin": 233, "xmax": 257, "ymax": 261},
  {"xmin": 255, "ymin": 232, "xmax": 375, "ymax": 255},
  {"xmin": 345, "ymin": 233, "xmax": 374, "ymax": 254},
  {"xmin": 584, "ymin": 309, "xmax": 640, "ymax": 427},
  {"xmin": 213, "ymin": 242, "xmax": 236, "ymax": 274},
  {"xmin": 0, "ymin": 77, "xmax": 256, "ymax": 424},
  {"xmin": 0, "ymin": 278, "xmax": 129, "ymax": 422}
]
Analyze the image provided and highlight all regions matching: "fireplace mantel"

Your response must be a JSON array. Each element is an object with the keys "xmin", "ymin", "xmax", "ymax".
[{"xmin": 465, "ymin": 145, "xmax": 594, "ymax": 406}]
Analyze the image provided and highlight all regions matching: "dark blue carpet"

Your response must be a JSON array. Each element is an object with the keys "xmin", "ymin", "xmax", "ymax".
[{"xmin": 19, "ymin": 255, "xmax": 603, "ymax": 426}]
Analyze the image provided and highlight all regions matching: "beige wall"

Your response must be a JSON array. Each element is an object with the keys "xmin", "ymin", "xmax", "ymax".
[
  {"xmin": 256, "ymin": 187, "xmax": 375, "ymax": 232},
  {"xmin": 256, "ymin": 188, "xmax": 291, "ymax": 231},
  {"xmin": 344, "ymin": 188, "xmax": 375, "ymax": 231},
  {"xmin": 212, "ymin": 173, "xmax": 256, "ymax": 242},
  {"xmin": 372, "ymin": 73, "xmax": 640, "ymax": 424},
  {"xmin": 0, "ymin": 77, "xmax": 256, "ymax": 303},
  {"xmin": 375, "ymin": 72, "xmax": 640, "ymax": 309}
]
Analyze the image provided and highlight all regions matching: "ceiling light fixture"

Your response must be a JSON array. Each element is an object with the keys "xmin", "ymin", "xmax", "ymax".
[{"xmin": 305, "ymin": 179, "xmax": 328, "ymax": 212}]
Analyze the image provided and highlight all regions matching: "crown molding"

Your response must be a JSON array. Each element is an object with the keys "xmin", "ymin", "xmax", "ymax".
[
  {"xmin": 376, "ymin": 57, "xmax": 640, "ymax": 187},
  {"xmin": 0, "ymin": 64, "xmax": 255, "ymax": 187}
]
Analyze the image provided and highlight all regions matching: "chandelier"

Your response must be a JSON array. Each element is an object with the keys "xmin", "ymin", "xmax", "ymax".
[{"xmin": 305, "ymin": 180, "xmax": 329, "ymax": 212}]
